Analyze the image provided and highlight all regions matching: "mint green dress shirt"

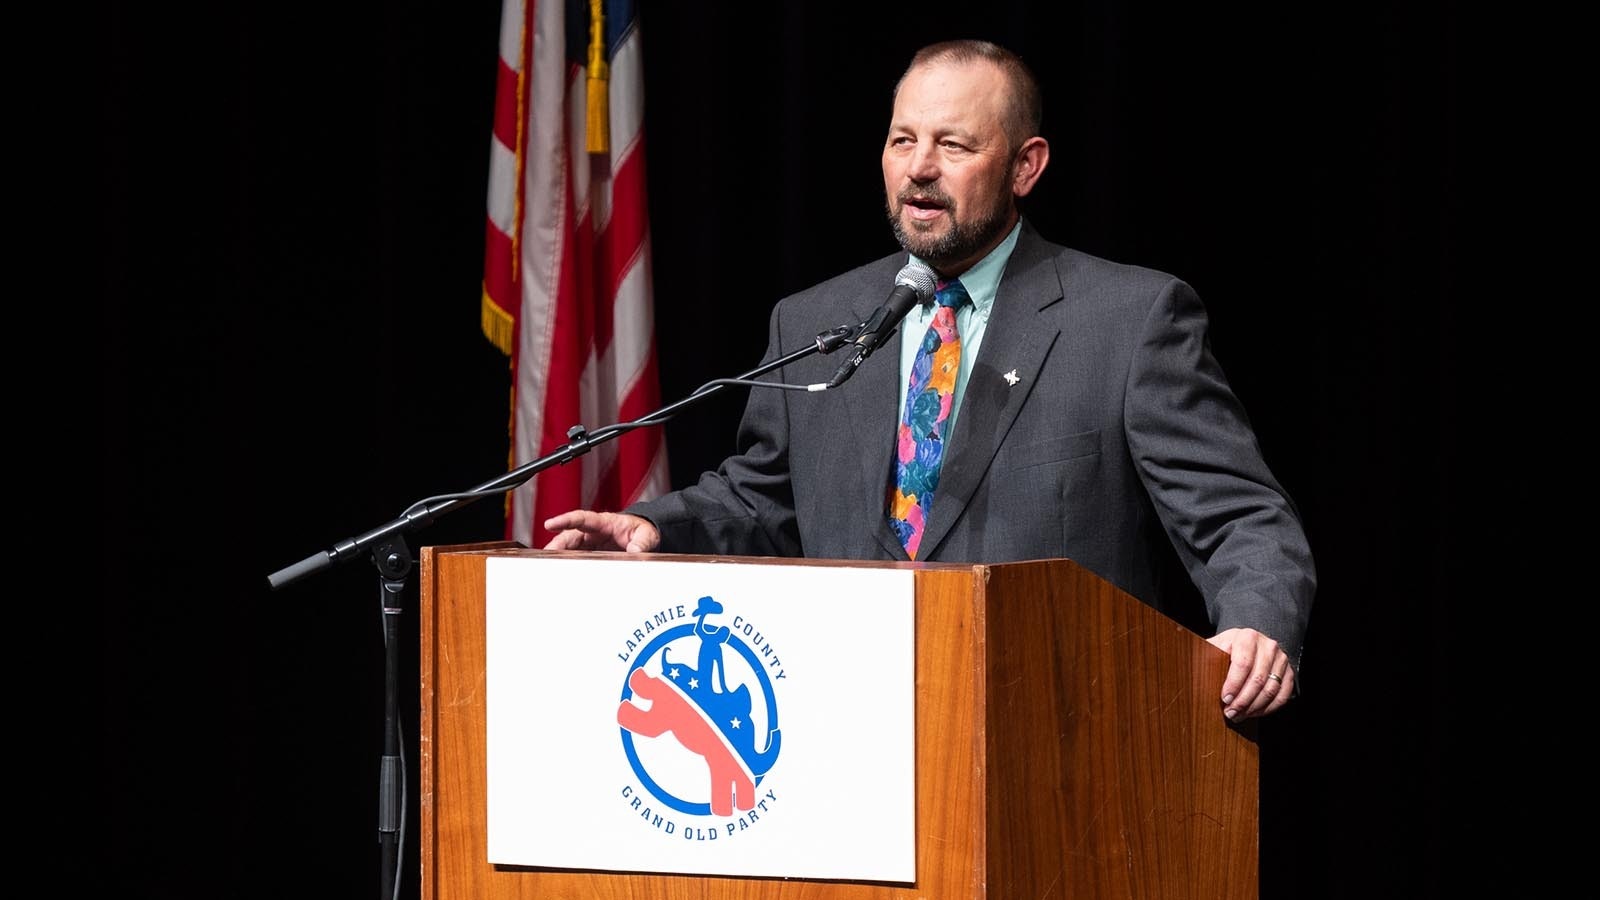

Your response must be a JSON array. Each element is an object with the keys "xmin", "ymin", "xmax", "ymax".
[{"xmin": 895, "ymin": 221, "xmax": 1022, "ymax": 440}]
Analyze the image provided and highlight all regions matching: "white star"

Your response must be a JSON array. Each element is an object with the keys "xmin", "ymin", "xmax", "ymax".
[
  {"xmin": 1003, "ymin": 369, "xmax": 1020, "ymax": 386},
  {"xmin": 688, "ymin": 677, "xmax": 700, "ymax": 689},
  {"xmin": 669, "ymin": 667, "xmax": 680, "ymax": 679},
  {"xmin": 730, "ymin": 717, "xmax": 742, "ymax": 730}
]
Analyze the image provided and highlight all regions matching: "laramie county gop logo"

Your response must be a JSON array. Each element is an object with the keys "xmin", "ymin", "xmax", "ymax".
[{"xmin": 616, "ymin": 595, "xmax": 784, "ymax": 840}]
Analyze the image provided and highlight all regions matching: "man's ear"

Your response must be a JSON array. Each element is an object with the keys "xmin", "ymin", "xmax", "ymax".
[{"xmin": 1011, "ymin": 136, "xmax": 1050, "ymax": 197}]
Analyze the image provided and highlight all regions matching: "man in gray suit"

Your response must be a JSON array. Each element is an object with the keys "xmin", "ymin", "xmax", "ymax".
[{"xmin": 546, "ymin": 40, "xmax": 1315, "ymax": 722}]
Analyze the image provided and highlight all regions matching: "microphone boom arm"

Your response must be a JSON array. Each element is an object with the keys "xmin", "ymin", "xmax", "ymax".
[{"xmin": 267, "ymin": 323, "xmax": 855, "ymax": 590}]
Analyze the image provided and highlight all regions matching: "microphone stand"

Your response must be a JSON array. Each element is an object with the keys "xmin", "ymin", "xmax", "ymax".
[{"xmin": 266, "ymin": 322, "xmax": 858, "ymax": 900}]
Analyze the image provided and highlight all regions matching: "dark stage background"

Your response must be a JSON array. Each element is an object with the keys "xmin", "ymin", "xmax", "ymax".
[{"xmin": 90, "ymin": 2, "xmax": 1474, "ymax": 897}]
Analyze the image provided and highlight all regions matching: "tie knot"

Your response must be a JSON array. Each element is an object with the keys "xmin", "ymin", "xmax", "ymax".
[{"xmin": 933, "ymin": 278, "xmax": 970, "ymax": 309}]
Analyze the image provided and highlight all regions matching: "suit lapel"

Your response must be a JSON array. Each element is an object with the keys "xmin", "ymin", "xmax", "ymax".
[
  {"xmin": 833, "ymin": 274, "xmax": 915, "ymax": 560},
  {"xmin": 916, "ymin": 225, "xmax": 1064, "ymax": 560}
]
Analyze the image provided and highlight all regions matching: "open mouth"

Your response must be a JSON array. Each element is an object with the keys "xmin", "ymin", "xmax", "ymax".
[{"xmin": 903, "ymin": 195, "xmax": 949, "ymax": 221}]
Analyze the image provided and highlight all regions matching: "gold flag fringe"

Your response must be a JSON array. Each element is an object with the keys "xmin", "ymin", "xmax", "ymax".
[{"xmin": 481, "ymin": 285, "xmax": 516, "ymax": 356}]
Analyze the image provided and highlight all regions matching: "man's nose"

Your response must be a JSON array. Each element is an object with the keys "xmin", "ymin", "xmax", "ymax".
[{"xmin": 907, "ymin": 143, "xmax": 940, "ymax": 182}]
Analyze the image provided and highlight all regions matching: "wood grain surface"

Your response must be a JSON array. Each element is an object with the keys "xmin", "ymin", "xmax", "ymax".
[{"xmin": 420, "ymin": 548, "xmax": 1257, "ymax": 899}]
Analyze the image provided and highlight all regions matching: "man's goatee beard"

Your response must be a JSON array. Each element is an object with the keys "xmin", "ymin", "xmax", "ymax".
[{"xmin": 886, "ymin": 190, "xmax": 1013, "ymax": 270}]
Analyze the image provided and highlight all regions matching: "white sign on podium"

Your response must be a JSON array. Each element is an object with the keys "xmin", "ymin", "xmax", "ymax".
[{"xmin": 485, "ymin": 556, "xmax": 917, "ymax": 882}]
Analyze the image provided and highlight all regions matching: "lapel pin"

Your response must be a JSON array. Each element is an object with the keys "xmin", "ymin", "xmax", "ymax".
[{"xmin": 1003, "ymin": 369, "xmax": 1021, "ymax": 386}]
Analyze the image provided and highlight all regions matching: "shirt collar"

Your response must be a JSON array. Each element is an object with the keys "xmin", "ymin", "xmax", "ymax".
[{"xmin": 907, "ymin": 220, "xmax": 1022, "ymax": 319}]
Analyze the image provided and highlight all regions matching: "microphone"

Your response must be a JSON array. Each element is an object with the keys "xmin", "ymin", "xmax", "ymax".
[{"xmin": 825, "ymin": 262, "xmax": 938, "ymax": 388}]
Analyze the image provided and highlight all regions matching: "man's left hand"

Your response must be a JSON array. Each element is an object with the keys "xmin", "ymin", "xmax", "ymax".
[{"xmin": 1207, "ymin": 628, "xmax": 1295, "ymax": 721}]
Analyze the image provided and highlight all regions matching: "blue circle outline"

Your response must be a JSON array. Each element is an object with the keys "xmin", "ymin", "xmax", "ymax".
[{"xmin": 619, "ymin": 619, "xmax": 781, "ymax": 816}]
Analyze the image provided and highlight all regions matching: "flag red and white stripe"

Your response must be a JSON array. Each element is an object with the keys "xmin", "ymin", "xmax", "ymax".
[{"xmin": 482, "ymin": 0, "xmax": 668, "ymax": 548}]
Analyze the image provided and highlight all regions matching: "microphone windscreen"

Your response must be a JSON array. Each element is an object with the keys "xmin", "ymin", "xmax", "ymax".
[{"xmin": 895, "ymin": 262, "xmax": 938, "ymax": 301}]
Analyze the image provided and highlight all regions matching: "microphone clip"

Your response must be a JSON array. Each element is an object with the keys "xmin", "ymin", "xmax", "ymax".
[{"xmin": 813, "ymin": 325, "xmax": 857, "ymax": 354}]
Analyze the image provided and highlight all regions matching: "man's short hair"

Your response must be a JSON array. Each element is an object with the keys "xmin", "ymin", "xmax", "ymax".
[{"xmin": 897, "ymin": 40, "xmax": 1043, "ymax": 149}]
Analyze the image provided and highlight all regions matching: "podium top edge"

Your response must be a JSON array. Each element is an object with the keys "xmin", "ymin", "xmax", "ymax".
[{"xmin": 422, "ymin": 545, "xmax": 1078, "ymax": 574}]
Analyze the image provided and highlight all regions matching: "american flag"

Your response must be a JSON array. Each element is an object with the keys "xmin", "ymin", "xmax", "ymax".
[{"xmin": 481, "ymin": 0, "xmax": 669, "ymax": 548}]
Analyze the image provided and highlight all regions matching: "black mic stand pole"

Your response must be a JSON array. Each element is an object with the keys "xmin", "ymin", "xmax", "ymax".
[
  {"xmin": 266, "ymin": 323, "xmax": 857, "ymax": 900},
  {"xmin": 375, "ymin": 539, "xmax": 408, "ymax": 900}
]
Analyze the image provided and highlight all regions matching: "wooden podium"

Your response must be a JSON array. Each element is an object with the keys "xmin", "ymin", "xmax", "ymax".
[{"xmin": 419, "ymin": 546, "xmax": 1258, "ymax": 899}]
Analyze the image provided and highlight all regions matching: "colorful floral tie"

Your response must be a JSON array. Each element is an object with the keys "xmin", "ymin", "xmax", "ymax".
[{"xmin": 888, "ymin": 278, "xmax": 968, "ymax": 559}]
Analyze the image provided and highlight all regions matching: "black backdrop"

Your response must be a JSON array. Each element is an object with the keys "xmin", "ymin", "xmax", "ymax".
[{"xmin": 89, "ymin": 2, "xmax": 1470, "ymax": 897}]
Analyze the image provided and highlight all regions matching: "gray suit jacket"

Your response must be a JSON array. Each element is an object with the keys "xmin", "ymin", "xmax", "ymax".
[{"xmin": 630, "ymin": 222, "xmax": 1315, "ymax": 666}]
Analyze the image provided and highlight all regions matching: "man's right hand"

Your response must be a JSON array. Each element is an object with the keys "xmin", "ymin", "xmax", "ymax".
[{"xmin": 543, "ymin": 510, "xmax": 661, "ymax": 553}]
